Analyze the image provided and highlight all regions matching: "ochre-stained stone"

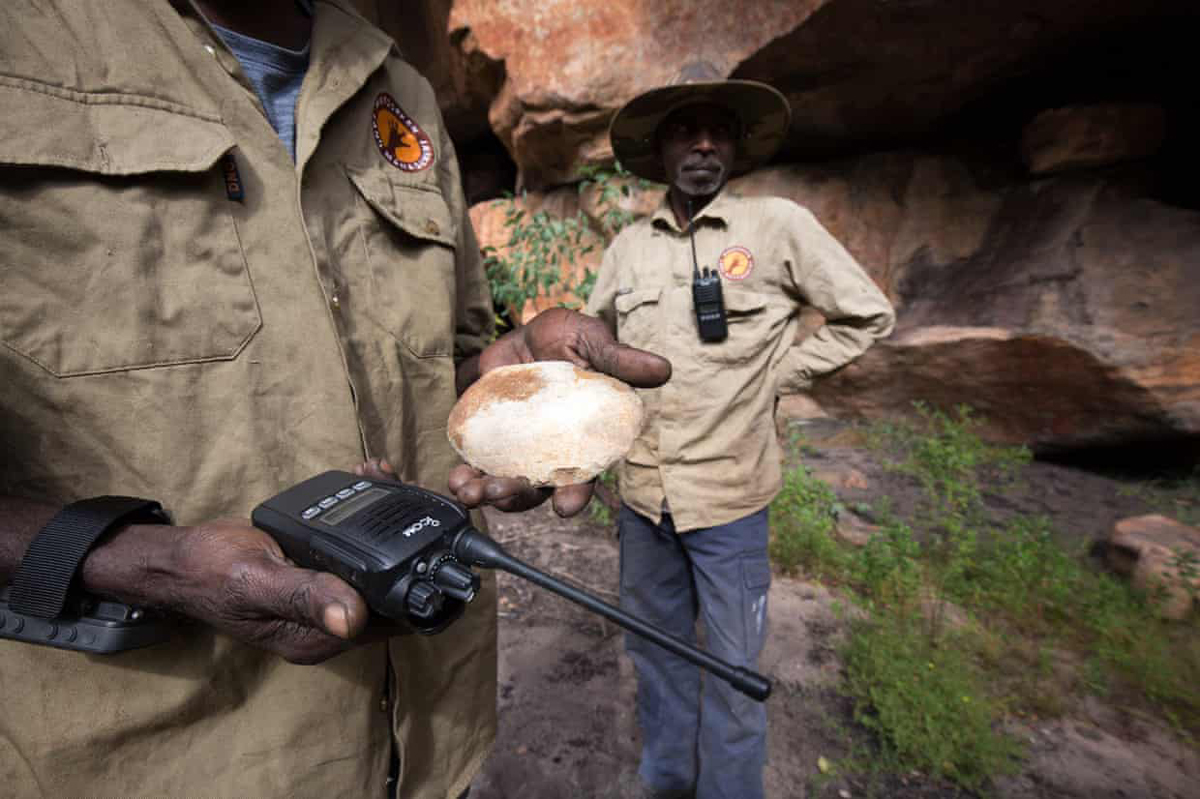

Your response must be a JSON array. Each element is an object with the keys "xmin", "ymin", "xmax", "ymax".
[{"xmin": 1108, "ymin": 515, "xmax": 1200, "ymax": 620}]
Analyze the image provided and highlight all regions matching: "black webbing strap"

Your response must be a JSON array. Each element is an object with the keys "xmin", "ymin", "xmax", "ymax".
[{"xmin": 8, "ymin": 496, "xmax": 167, "ymax": 619}]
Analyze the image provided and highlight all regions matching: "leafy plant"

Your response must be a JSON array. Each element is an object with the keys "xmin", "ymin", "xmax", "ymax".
[
  {"xmin": 482, "ymin": 162, "xmax": 650, "ymax": 317},
  {"xmin": 768, "ymin": 463, "xmax": 847, "ymax": 578},
  {"xmin": 843, "ymin": 610, "xmax": 1022, "ymax": 791},
  {"xmin": 481, "ymin": 195, "xmax": 594, "ymax": 317}
]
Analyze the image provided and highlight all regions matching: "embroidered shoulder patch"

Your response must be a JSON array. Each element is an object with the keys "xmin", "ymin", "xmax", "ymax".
[
  {"xmin": 718, "ymin": 246, "xmax": 754, "ymax": 280},
  {"xmin": 372, "ymin": 93, "xmax": 435, "ymax": 172}
]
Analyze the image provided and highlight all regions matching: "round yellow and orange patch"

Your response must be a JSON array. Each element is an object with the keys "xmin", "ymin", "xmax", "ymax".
[
  {"xmin": 718, "ymin": 246, "xmax": 754, "ymax": 280},
  {"xmin": 372, "ymin": 93, "xmax": 434, "ymax": 172}
]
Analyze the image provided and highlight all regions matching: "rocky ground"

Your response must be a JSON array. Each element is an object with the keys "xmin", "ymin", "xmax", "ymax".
[{"xmin": 469, "ymin": 422, "xmax": 1199, "ymax": 799}]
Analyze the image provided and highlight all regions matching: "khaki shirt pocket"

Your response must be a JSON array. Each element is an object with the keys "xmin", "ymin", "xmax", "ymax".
[
  {"xmin": 697, "ymin": 285, "xmax": 771, "ymax": 364},
  {"xmin": 345, "ymin": 164, "xmax": 457, "ymax": 358},
  {"xmin": 0, "ymin": 81, "xmax": 259, "ymax": 376},
  {"xmin": 614, "ymin": 287, "xmax": 663, "ymax": 350}
]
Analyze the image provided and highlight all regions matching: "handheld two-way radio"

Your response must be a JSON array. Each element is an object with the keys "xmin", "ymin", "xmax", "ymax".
[
  {"xmin": 252, "ymin": 471, "xmax": 772, "ymax": 702},
  {"xmin": 688, "ymin": 199, "xmax": 728, "ymax": 342}
]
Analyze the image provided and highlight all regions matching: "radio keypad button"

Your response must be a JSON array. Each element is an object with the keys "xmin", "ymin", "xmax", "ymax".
[{"xmin": 302, "ymin": 506, "xmax": 322, "ymax": 520}]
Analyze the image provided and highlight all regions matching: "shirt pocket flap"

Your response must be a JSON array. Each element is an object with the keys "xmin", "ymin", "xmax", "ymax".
[
  {"xmin": 722, "ymin": 286, "xmax": 770, "ymax": 315},
  {"xmin": 614, "ymin": 288, "xmax": 662, "ymax": 314},
  {"xmin": 346, "ymin": 164, "xmax": 457, "ymax": 249},
  {"xmin": 0, "ymin": 79, "xmax": 234, "ymax": 175}
]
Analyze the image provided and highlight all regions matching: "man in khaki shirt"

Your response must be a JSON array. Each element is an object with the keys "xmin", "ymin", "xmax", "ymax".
[
  {"xmin": 0, "ymin": 2, "xmax": 667, "ymax": 797},
  {"xmin": 586, "ymin": 63, "xmax": 895, "ymax": 799}
]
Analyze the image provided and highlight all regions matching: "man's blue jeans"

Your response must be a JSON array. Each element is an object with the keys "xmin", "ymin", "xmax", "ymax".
[{"xmin": 618, "ymin": 504, "xmax": 770, "ymax": 799}]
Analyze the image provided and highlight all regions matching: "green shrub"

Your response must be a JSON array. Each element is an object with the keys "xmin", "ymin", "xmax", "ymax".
[
  {"xmin": 843, "ymin": 611, "xmax": 1022, "ymax": 791},
  {"xmin": 768, "ymin": 464, "xmax": 847, "ymax": 578},
  {"xmin": 482, "ymin": 162, "xmax": 649, "ymax": 314}
]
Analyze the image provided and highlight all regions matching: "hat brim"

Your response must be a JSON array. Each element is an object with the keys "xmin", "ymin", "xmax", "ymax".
[{"xmin": 609, "ymin": 80, "xmax": 792, "ymax": 184}]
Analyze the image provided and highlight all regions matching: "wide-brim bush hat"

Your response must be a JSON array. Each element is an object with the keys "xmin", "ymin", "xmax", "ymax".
[{"xmin": 609, "ymin": 60, "xmax": 792, "ymax": 184}]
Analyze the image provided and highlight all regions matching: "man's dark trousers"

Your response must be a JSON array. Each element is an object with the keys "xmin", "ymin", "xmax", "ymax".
[{"xmin": 619, "ymin": 504, "xmax": 770, "ymax": 799}]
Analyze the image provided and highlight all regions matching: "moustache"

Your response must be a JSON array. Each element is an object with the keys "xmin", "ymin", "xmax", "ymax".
[{"xmin": 681, "ymin": 159, "xmax": 724, "ymax": 174}]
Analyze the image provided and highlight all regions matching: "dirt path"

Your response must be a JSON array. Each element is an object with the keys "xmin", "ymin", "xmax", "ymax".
[{"xmin": 469, "ymin": 437, "xmax": 1200, "ymax": 799}]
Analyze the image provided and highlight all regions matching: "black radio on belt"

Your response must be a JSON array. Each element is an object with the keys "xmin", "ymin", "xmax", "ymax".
[{"xmin": 687, "ymin": 201, "xmax": 727, "ymax": 342}]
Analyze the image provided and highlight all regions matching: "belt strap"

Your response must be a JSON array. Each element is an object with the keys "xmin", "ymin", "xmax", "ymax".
[{"xmin": 9, "ymin": 496, "xmax": 168, "ymax": 619}]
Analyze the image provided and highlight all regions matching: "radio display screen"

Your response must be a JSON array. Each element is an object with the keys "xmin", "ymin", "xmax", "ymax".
[{"xmin": 321, "ymin": 487, "xmax": 390, "ymax": 526}]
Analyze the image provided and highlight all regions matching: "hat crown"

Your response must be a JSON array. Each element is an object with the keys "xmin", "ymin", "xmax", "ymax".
[{"xmin": 669, "ymin": 60, "xmax": 725, "ymax": 88}]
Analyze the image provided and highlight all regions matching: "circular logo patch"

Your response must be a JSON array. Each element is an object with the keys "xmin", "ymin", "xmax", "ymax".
[
  {"xmin": 372, "ymin": 93, "xmax": 434, "ymax": 172},
  {"xmin": 718, "ymin": 246, "xmax": 754, "ymax": 280}
]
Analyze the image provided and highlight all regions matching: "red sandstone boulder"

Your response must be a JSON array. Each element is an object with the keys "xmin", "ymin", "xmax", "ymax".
[{"xmin": 1108, "ymin": 515, "xmax": 1200, "ymax": 619}]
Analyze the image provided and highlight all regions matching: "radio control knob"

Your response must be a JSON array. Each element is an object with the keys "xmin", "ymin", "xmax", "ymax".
[
  {"xmin": 432, "ymin": 560, "xmax": 480, "ymax": 603},
  {"xmin": 405, "ymin": 581, "xmax": 442, "ymax": 621}
]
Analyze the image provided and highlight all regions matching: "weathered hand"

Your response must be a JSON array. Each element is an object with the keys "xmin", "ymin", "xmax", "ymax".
[
  {"xmin": 166, "ymin": 518, "xmax": 371, "ymax": 664},
  {"xmin": 480, "ymin": 307, "xmax": 671, "ymax": 388},
  {"xmin": 451, "ymin": 308, "xmax": 670, "ymax": 516}
]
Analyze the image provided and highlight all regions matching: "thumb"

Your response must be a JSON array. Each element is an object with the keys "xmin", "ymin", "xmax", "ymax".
[
  {"xmin": 270, "ymin": 566, "xmax": 371, "ymax": 640},
  {"xmin": 585, "ymin": 339, "xmax": 672, "ymax": 389}
]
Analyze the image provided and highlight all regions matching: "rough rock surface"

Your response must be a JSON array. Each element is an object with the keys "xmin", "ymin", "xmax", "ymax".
[
  {"xmin": 1021, "ymin": 104, "xmax": 1168, "ymax": 176},
  {"xmin": 1108, "ymin": 514, "xmax": 1200, "ymax": 619},
  {"xmin": 363, "ymin": 0, "xmax": 1195, "ymax": 189},
  {"xmin": 443, "ymin": 0, "xmax": 822, "ymax": 189}
]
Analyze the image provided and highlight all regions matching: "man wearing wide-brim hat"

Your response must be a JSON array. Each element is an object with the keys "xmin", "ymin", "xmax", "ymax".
[{"xmin": 587, "ymin": 62, "xmax": 895, "ymax": 799}]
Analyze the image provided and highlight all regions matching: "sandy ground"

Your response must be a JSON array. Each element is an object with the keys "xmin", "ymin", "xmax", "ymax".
[{"xmin": 468, "ymin": 428, "xmax": 1200, "ymax": 799}]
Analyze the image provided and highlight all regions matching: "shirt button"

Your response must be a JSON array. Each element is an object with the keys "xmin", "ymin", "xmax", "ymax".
[
  {"xmin": 424, "ymin": 219, "xmax": 440, "ymax": 236},
  {"xmin": 330, "ymin": 293, "xmax": 341, "ymax": 311},
  {"xmin": 379, "ymin": 698, "xmax": 389, "ymax": 713},
  {"xmin": 204, "ymin": 44, "xmax": 216, "ymax": 56}
]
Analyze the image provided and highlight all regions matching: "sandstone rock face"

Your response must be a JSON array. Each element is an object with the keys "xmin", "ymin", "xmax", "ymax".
[
  {"xmin": 363, "ymin": 0, "xmax": 1190, "ymax": 189},
  {"xmin": 471, "ymin": 155, "xmax": 1200, "ymax": 451},
  {"xmin": 1108, "ymin": 514, "xmax": 1200, "ymax": 619},
  {"xmin": 445, "ymin": 0, "xmax": 821, "ymax": 189},
  {"xmin": 1021, "ymin": 104, "xmax": 1168, "ymax": 176},
  {"xmin": 795, "ymin": 160, "xmax": 1200, "ymax": 451}
]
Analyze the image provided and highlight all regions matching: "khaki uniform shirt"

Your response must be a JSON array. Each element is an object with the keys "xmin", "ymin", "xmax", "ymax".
[
  {"xmin": 586, "ymin": 190, "xmax": 895, "ymax": 532},
  {"xmin": 0, "ymin": 2, "xmax": 495, "ymax": 797}
]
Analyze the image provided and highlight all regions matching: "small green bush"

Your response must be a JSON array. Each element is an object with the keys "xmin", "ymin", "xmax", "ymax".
[
  {"xmin": 768, "ymin": 464, "xmax": 847, "ymax": 579},
  {"xmin": 843, "ymin": 610, "xmax": 1022, "ymax": 791}
]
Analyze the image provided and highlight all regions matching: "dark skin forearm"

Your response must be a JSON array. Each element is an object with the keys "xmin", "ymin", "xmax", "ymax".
[
  {"xmin": 0, "ymin": 489, "xmax": 373, "ymax": 664},
  {"xmin": 0, "ymin": 496, "xmax": 58, "ymax": 585},
  {"xmin": 1, "ymin": 495, "xmax": 186, "ymax": 606}
]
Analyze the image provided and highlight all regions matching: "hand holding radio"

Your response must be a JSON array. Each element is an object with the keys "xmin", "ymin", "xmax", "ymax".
[{"xmin": 163, "ymin": 518, "xmax": 371, "ymax": 663}]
